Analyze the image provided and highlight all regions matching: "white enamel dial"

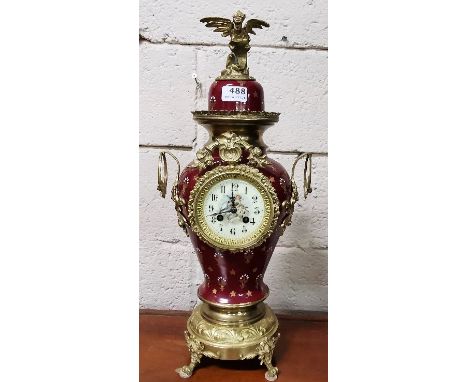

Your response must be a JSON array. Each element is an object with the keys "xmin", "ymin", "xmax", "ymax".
[{"xmin": 202, "ymin": 178, "xmax": 265, "ymax": 241}]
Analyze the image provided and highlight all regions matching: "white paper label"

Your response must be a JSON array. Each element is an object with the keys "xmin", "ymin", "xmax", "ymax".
[{"xmin": 221, "ymin": 85, "xmax": 248, "ymax": 102}]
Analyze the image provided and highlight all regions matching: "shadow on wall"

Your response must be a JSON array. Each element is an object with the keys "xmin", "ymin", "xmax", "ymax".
[{"xmin": 265, "ymin": 244, "xmax": 328, "ymax": 311}]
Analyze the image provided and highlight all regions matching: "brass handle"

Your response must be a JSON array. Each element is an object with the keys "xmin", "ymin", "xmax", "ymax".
[
  {"xmin": 157, "ymin": 151, "xmax": 180, "ymax": 198},
  {"xmin": 278, "ymin": 152, "xmax": 313, "ymax": 236},
  {"xmin": 291, "ymin": 152, "xmax": 313, "ymax": 199}
]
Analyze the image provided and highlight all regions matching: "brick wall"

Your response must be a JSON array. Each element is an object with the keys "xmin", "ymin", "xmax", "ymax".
[{"xmin": 140, "ymin": 1, "xmax": 328, "ymax": 311}]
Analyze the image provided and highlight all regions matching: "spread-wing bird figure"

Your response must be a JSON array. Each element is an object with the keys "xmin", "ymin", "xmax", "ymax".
[{"xmin": 200, "ymin": 10, "xmax": 269, "ymax": 79}]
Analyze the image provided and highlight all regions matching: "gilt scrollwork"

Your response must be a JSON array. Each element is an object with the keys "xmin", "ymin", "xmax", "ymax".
[
  {"xmin": 175, "ymin": 331, "xmax": 204, "ymax": 378},
  {"xmin": 279, "ymin": 180, "xmax": 298, "ymax": 236},
  {"xmin": 257, "ymin": 334, "xmax": 280, "ymax": 381},
  {"xmin": 194, "ymin": 321, "xmax": 267, "ymax": 344},
  {"xmin": 157, "ymin": 151, "xmax": 189, "ymax": 236},
  {"xmin": 192, "ymin": 131, "xmax": 269, "ymax": 170},
  {"xmin": 293, "ymin": 152, "xmax": 313, "ymax": 200},
  {"xmin": 217, "ymin": 131, "xmax": 244, "ymax": 162},
  {"xmin": 188, "ymin": 304, "xmax": 277, "ymax": 346},
  {"xmin": 171, "ymin": 183, "xmax": 189, "ymax": 237},
  {"xmin": 181, "ymin": 305, "xmax": 280, "ymax": 379},
  {"xmin": 193, "ymin": 147, "xmax": 214, "ymax": 170},
  {"xmin": 239, "ymin": 334, "xmax": 281, "ymax": 381},
  {"xmin": 279, "ymin": 153, "xmax": 313, "ymax": 236}
]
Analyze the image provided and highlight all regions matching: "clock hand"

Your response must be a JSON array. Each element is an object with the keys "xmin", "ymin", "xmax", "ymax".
[
  {"xmin": 206, "ymin": 208, "xmax": 230, "ymax": 216},
  {"xmin": 230, "ymin": 185, "xmax": 236, "ymax": 212},
  {"xmin": 229, "ymin": 187, "xmax": 243, "ymax": 214}
]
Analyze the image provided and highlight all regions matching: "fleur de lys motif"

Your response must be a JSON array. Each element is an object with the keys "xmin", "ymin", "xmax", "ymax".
[
  {"xmin": 217, "ymin": 276, "xmax": 227, "ymax": 291},
  {"xmin": 244, "ymin": 249, "xmax": 254, "ymax": 264},
  {"xmin": 256, "ymin": 273, "xmax": 263, "ymax": 288},
  {"xmin": 239, "ymin": 274, "xmax": 249, "ymax": 289}
]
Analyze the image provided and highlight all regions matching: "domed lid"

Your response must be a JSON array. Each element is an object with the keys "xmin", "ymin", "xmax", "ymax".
[
  {"xmin": 200, "ymin": 11, "xmax": 269, "ymax": 112},
  {"xmin": 208, "ymin": 79, "xmax": 265, "ymax": 111}
]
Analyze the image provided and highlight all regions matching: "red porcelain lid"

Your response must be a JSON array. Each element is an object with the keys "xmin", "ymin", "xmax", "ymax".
[{"xmin": 208, "ymin": 79, "xmax": 265, "ymax": 112}]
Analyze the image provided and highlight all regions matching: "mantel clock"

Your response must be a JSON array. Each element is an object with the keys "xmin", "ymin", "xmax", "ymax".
[{"xmin": 156, "ymin": 10, "xmax": 314, "ymax": 381}]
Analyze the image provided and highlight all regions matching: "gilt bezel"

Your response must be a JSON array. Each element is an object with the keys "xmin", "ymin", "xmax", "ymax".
[{"xmin": 188, "ymin": 164, "xmax": 279, "ymax": 252}]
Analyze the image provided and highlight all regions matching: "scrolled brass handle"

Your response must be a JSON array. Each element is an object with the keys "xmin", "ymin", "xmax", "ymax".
[
  {"xmin": 291, "ymin": 152, "xmax": 313, "ymax": 199},
  {"xmin": 278, "ymin": 152, "xmax": 313, "ymax": 236},
  {"xmin": 157, "ymin": 151, "xmax": 181, "ymax": 198}
]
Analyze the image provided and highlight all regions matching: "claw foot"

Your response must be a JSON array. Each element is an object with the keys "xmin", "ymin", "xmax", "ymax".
[
  {"xmin": 265, "ymin": 367, "xmax": 279, "ymax": 381},
  {"xmin": 175, "ymin": 366, "xmax": 193, "ymax": 378},
  {"xmin": 176, "ymin": 331, "xmax": 203, "ymax": 378},
  {"xmin": 257, "ymin": 334, "xmax": 280, "ymax": 381}
]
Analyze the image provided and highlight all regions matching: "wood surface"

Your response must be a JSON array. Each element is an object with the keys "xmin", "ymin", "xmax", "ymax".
[{"xmin": 140, "ymin": 310, "xmax": 327, "ymax": 382}]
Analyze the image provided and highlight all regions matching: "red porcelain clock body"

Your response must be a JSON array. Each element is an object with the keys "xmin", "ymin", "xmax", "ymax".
[
  {"xmin": 168, "ymin": 78, "xmax": 299, "ymax": 307},
  {"xmin": 177, "ymin": 134, "xmax": 293, "ymax": 305}
]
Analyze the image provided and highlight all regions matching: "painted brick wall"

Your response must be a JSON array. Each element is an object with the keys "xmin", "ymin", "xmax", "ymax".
[{"xmin": 139, "ymin": 1, "xmax": 328, "ymax": 311}]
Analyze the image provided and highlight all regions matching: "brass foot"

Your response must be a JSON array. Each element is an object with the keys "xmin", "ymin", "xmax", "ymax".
[
  {"xmin": 257, "ymin": 334, "xmax": 280, "ymax": 381},
  {"xmin": 175, "ymin": 366, "xmax": 193, "ymax": 379},
  {"xmin": 175, "ymin": 331, "xmax": 204, "ymax": 378},
  {"xmin": 265, "ymin": 368, "xmax": 279, "ymax": 381}
]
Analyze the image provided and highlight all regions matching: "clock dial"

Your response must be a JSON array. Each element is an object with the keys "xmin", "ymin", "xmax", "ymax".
[
  {"xmin": 188, "ymin": 165, "xmax": 280, "ymax": 252},
  {"xmin": 203, "ymin": 179, "xmax": 265, "ymax": 241}
]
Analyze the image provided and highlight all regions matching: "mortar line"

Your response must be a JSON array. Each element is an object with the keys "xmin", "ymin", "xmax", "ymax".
[
  {"xmin": 276, "ymin": 245, "xmax": 328, "ymax": 251},
  {"xmin": 139, "ymin": 144, "xmax": 328, "ymax": 156},
  {"xmin": 147, "ymin": 237, "xmax": 328, "ymax": 251},
  {"xmin": 139, "ymin": 36, "xmax": 328, "ymax": 52},
  {"xmin": 269, "ymin": 150, "xmax": 328, "ymax": 156},
  {"xmin": 139, "ymin": 144, "xmax": 193, "ymax": 151},
  {"xmin": 193, "ymin": 49, "xmax": 199, "ymax": 148},
  {"xmin": 190, "ymin": 48, "xmax": 199, "ymax": 298}
]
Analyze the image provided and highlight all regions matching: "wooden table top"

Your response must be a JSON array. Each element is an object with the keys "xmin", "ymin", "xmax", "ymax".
[{"xmin": 140, "ymin": 310, "xmax": 328, "ymax": 382}]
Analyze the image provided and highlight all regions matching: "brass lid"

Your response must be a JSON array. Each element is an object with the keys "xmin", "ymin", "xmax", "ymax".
[{"xmin": 192, "ymin": 111, "xmax": 280, "ymax": 125}]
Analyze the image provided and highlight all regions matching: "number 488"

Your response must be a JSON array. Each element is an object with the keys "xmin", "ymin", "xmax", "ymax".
[{"xmin": 230, "ymin": 87, "xmax": 246, "ymax": 95}]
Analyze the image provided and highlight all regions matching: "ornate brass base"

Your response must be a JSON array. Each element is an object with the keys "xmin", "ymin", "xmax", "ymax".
[{"xmin": 176, "ymin": 302, "xmax": 280, "ymax": 381}]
